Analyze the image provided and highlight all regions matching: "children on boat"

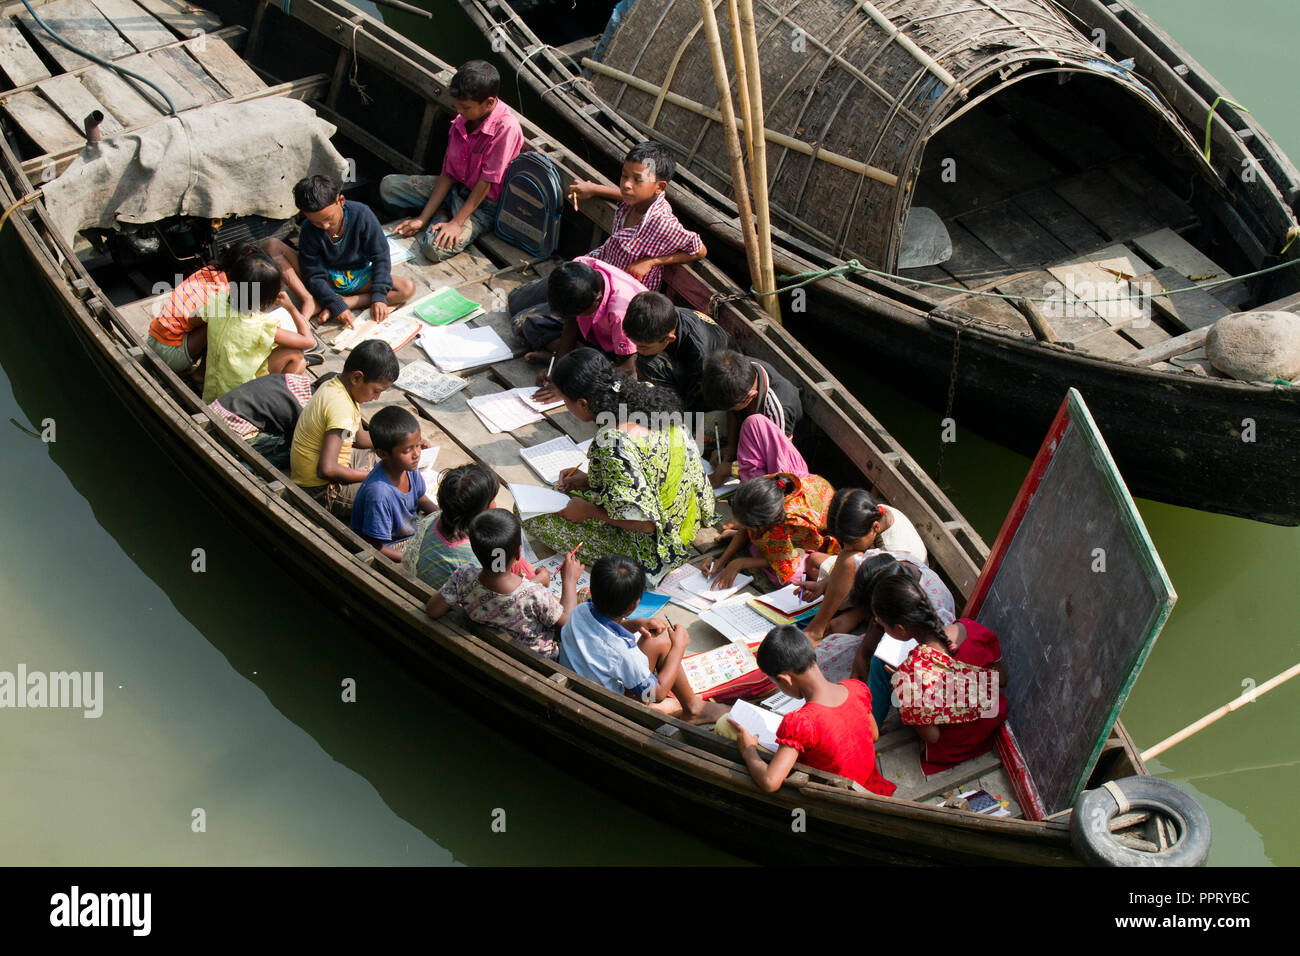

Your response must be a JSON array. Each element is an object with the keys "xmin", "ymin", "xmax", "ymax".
[
  {"xmin": 426, "ymin": 509, "xmax": 580, "ymax": 659},
  {"xmin": 814, "ymin": 552, "xmax": 956, "ymax": 726},
  {"xmin": 200, "ymin": 245, "xmax": 315, "ymax": 403},
  {"xmin": 403, "ymin": 462, "xmax": 540, "ymax": 589},
  {"xmin": 385, "ymin": 60, "xmax": 524, "ymax": 262},
  {"xmin": 350, "ymin": 406, "xmax": 436, "ymax": 562},
  {"xmin": 872, "ymin": 574, "xmax": 1008, "ymax": 775},
  {"xmin": 146, "ymin": 239, "xmax": 315, "ymax": 374},
  {"xmin": 623, "ymin": 291, "xmax": 735, "ymax": 412},
  {"xmin": 801, "ymin": 488, "xmax": 928, "ymax": 642},
  {"xmin": 289, "ymin": 339, "xmax": 400, "ymax": 517},
  {"xmin": 566, "ymin": 141, "xmax": 706, "ymax": 290},
  {"xmin": 294, "ymin": 173, "xmax": 415, "ymax": 329},
  {"xmin": 559, "ymin": 554, "xmax": 726, "ymax": 722},
  {"xmin": 701, "ymin": 350, "xmax": 804, "ymax": 486},
  {"xmin": 517, "ymin": 257, "xmax": 646, "ymax": 380},
  {"xmin": 705, "ymin": 473, "xmax": 838, "ymax": 587},
  {"xmin": 208, "ymin": 371, "xmax": 321, "ymax": 469},
  {"xmin": 727, "ymin": 625, "xmax": 895, "ymax": 795}
]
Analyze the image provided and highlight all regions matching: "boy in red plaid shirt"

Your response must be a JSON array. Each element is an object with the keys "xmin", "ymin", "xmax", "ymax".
[{"xmin": 568, "ymin": 141, "xmax": 706, "ymax": 290}]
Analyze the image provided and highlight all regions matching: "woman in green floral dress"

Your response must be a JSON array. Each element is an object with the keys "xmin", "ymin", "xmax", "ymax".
[{"xmin": 526, "ymin": 348, "xmax": 715, "ymax": 583}]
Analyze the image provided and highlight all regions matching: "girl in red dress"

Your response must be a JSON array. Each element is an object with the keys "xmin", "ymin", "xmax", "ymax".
[
  {"xmin": 726, "ymin": 625, "xmax": 896, "ymax": 796},
  {"xmin": 871, "ymin": 575, "xmax": 1009, "ymax": 775}
]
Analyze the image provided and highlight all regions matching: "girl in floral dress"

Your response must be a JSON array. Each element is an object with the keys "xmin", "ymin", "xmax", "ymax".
[
  {"xmin": 871, "ymin": 574, "xmax": 1009, "ymax": 774},
  {"xmin": 704, "ymin": 473, "xmax": 839, "ymax": 587},
  {"xmin": 525, "ymin": 348, "xmax": 714, "ymax": 585}
]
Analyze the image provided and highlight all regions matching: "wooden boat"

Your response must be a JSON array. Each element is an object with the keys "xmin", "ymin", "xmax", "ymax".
[
  {"xmin": 0, "ymin": 0, "xmax": 1196, "ymax": 863},
  {"xmin": 459, "ymin": 0, "xmax": 1300, "ymax": 526}
]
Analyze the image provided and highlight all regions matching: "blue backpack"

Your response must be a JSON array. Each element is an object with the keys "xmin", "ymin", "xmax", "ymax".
[{"xmin": 494, "ymin": 151, "xmax": 564, "ymax": 258}]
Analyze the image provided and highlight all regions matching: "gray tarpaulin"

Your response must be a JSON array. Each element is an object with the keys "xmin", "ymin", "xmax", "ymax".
[{"xmin": 41, "ymin": 97, "xmax": 348, "ymax": 242}]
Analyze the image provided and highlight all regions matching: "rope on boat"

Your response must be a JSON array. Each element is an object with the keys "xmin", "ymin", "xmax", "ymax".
[
  {"xmin": 0, "ymin": 191, "xmax": 41, "ymax": 234},
  {"xmin": 348, "ymin": 19, "xmax": 374, "ymax": 106},
  {"xmin": 19, "ymin": 0, "xmax": 177, "ymax": 117},
  {"xmin": 749, "ymin": 253, "xmax": 1300, "ymax": 305}
]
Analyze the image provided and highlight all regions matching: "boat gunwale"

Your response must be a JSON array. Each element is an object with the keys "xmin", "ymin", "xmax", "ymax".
[{"xmin": 0, "ymin": 0, "xmax": 1161, "ymax": 862}]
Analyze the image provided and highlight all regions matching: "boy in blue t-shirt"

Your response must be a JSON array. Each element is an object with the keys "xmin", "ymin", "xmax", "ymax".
[{"xmin": 350, "ymin": 406, "xmax": 435, "ymax": 561}]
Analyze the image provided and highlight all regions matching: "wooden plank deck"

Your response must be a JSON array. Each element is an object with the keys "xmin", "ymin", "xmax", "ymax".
[
  {"xmin": 89, "ymin": 0, "xmax": 173, "ymax": 51},
  {"xmin": 37, "ymin": 73, "xmax": 123, "ymax": 134},
  {"xmin": 130, "ymin": 0, "xmax": 220, "ymax": 36},
  {"xmin": 17, "ymin": 0, "xmax": 135, "ymax": 72},
  {"xmin": 2, "ymin": 89, "xmax": 83, "ymax": 152},
  {"xmin": 0, "ymin": 14, "xmax": 51, "ymax": 86}
]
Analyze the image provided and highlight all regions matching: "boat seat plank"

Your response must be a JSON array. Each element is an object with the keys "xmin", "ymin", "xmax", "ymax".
[
  {"xmin": 37, "ymin": 73, "xmax": 123, "ymax": 135},
  {"xmin": 0, "ymin": 15, "xmax": 52, "ymax": 86},
  {"xmin": 1046, "ymin": 244, "xmax": 1154, "ymax": 327},
  {"xmin": 952, "ymin": 292, "xmax": 1036, "ymax": 336},
  {"xmin": 1076, "ymin": 328, "xmax": 1142, "ymax": 360},
  {"xmin": 149, "ymin": 45, "xmax": 226, "ymax": 104},
  {"xmin": 17, "ymin": 0, "xmax": 136, "ymax": 72},
  {"xmin": 130, "ymin": 0, "xmax": 220, "ymax": 36},
  {"xmin": 1132, "ymin": 227, "xmax": 1248, "ymax": 308},
  {"xmin": 1148, "ymin": 266, "xmax": 1231, "ymax": 332},
  {"xmin": 78, "ymin": 63, "xmax": 165, "ymax": 125},
  {"xmin": 1119, "ymin": 320, "xmax": 1171, "ymax": 350},
  {"xmin": 1015, "ymin": 188, "xmax": 1108, "ymax": 254},
  {"xmin": 475, "ymin": 229, "xmax": 536, "ymax": 271},
  {"xmin": 2, "ymin": 89, "xmax": 84, "ymax": 153},
  {"xmin": 185, "ymin": 34, "xmax": 265, "ymax": 97},
  {"xmin": 958, "ymin": 202, "xmax": 1072, "ymax": 271},
  {"xmin": 89, "ymin": 0, "xmax": 173, "ymax": 52},
  {"xmin": 894, "ymin": 750, "xmax": 1004, "ymax": 804},
  {"xmin": 935, "ymin": 220, "xmax": 1013, "ymax": 290},
  {"xmin": 113, "ymin": 49, "xmax": 204, "ymax": 111},
  {"xmin": 986, "ymin": 270, "xmax": 1063, "ymax": 338},
  {"xmin": 1054, "ymin": 168, "xmax": 1162, "ymax": 242},
  {"xmin": 1108, "ymin": 158, "xmax": 1198, "ymax": 232}
]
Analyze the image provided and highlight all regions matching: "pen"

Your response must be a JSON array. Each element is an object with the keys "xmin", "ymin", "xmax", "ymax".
[
  {"xmin": 571, "ymin": 190, "xmax": 579, "ymax": 212},
  {"xmin": 547, "ymin": 354, "xmax": 555, "ymax": 378},
  {"xmin": 714, "ymin": 424, "xmax": 721, "ymax": 452}
]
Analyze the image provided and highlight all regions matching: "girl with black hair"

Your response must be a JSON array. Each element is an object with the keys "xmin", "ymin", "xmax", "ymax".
[
  {"xmin": 703, "ymin": 472, "xmax": 838, "ymax": 587},
  {"xmin": 200, "ymin": 245, "xmax": 315, "ymax": 403},
  {"xmin": 525, "ymin": 348, "xmax": 714, "ymax": 583},
  {"xmin": 872, "ymin": 575, "xmax": 1008, "ymax": 774}
]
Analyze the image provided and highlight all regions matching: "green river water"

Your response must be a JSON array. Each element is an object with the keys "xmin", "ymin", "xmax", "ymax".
[{"xmin": 0, "ymin": 0, "xmax": 1295, "ymax": 866}]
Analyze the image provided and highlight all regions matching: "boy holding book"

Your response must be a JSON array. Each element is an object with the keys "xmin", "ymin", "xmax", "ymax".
[{"xmin": 385, "ymin": 60, "xmax": 524, "ymax": 263}]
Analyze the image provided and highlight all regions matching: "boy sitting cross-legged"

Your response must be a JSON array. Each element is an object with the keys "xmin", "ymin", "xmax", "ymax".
[
  {"xmin": 350, "ymin": 405, "xmax": 436, "ymax": 562},
  {"xmin": 290, "ymin": 339, "xmax": 400, "ymax": 518},
  {"xmin": 385, "ymin": 59, "xmax": 524, "ymax": 263},
  {"xmin": 426, "ymin": 509, "xmax": 581, "ymax": 660},
  {"xmin": 559, "ymin": 554, "xmax": 727, "ymax": 723},
  {"xmin": 294, "ymin": 173, "xmax": 415, "ymax": 329}
]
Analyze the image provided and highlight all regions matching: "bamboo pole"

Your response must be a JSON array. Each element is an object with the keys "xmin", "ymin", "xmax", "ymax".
[
  {"xmin": 724, "ymin": 0, "xmax": 754, "ymax": 171},
  {"xmin": 691, "ymin": 0, "xmax": 764, "ymax": 305},
  {"xmin": 582, "ymin": 57, "xmax": 899, "ymax": 187},
  {"xmin": 1140, "ymin": 661, "xmax": 1300, "ymax": 762},
  {"xmin": 738, "ymin": 0, "xmax": 779, "ymax": 321},
  {"xmin": 852, "ymin": 0, "xmax": 960, "ymax": 91}
]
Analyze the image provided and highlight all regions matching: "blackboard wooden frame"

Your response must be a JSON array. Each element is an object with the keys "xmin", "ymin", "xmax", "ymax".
[{"xmin": 963, "ymin": 388, "xmax": 1177, "ymax": 819}]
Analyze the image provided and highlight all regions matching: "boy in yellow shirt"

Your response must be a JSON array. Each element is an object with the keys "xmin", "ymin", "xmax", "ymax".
[{"xmin": 290, "ymin": 340, "xmax": 400, "ymax": 517}]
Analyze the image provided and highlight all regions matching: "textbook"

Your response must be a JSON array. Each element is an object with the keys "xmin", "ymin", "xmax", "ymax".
[
  {"xmin": 520, "ymin": 435, "xmax": 588, "ymax": 485},
  {"xmin": 760, "ymin": 690, "xmax": 804, "ymax": 716},
  {"xmin": 533, "ymin": 552, "xmax": 592, "ymax": 597},
  {"xmin": 683, "ymin": 644, "xmax": 761, "ymax": 698},
  {"xmin": 386, "ymin": 234, "xmax": 414, "ymax": 264},
  {"xmin": 331, "ymin": 315, "xmax": 421, "ymax": 352},
  {"xmin": 629, "ymin": 592, "xmax": 670, "ymax": 619},
  {"xmin": 394, "ymin": 361, "xmax": 468, "ymax": 404},
  {"xmin": 874, "ymin": 634, "xmax": 918, "ymax": 669},
  {"xmin": 724, "ymin": 698, "xmax": 783, "ymax": 751},
  {"xmin": 411, "ymin": 286, "xmax": 484, "ymax": 326}
]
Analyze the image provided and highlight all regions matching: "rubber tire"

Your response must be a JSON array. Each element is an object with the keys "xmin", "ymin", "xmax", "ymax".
[{"xmin": 1070, "ymin": 776, "xmax": 1211, "ymax": 867}]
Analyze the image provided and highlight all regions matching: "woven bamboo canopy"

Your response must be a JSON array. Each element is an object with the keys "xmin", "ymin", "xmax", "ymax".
[{"xmin": 588, "ymin": 0, "xmax": 1213, "ymax": 270}]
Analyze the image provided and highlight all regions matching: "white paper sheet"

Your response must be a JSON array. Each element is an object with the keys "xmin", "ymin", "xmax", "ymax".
[
  {"xmin": 508, "ymin": 482, "xmax": 571, "ymax": 519},
  {"xmin": 419, "ymin": 325, "xmax": 513, "ymax": 372},
  {"xmin": 755, "ymin": 583, "xmax": 823, "ymax": 615},
  {"xmin": 874, "ymin": 634, "xmax": 918, "ymax": 668},
  {"xmin": 676, "ymin": 564, "xmax": 752, "ymax": 602},
  {"xmin": 700, "ymin": 596, "xmax": 773, "ymax": 645},
  {"xmin": 466, "ymin": 390, "xmax": 544, "ymax": 434},
  {"xmin": 516, "ymin": 386, "xmax": 565, "ymax": 413},
  {"xmin": 726, "ymin": 699, "xmax": 784, "ymax": 752}
]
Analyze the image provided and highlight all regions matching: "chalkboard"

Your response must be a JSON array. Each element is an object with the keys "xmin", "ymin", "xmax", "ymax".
[{"xmin": 970, "ymin": 389, "xmax": 1175, "ymax": 817}]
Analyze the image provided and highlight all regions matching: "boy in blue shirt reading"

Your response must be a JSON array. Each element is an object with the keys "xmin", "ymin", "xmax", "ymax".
[
  {"xmin": 294, "ymin": 174, "xmax": 416, "ymax": 329},
  {"xmin": 559, "ymin": 554, "xmax": 726, "ymax": 723},
  {"xmin": 350, "ymin": 405, "xmax": 435, "ymax": 561}
]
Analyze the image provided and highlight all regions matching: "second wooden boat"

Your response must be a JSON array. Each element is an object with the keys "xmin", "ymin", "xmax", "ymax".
[{"xmin": 460, "ymin": 0, "xmax": 1300, "ymax": 526}]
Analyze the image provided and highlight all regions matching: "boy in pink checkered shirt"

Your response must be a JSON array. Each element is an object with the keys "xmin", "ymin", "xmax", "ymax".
[{"xmin": 569, "ymin": 141, "xmax": 706, "ymax": 290}]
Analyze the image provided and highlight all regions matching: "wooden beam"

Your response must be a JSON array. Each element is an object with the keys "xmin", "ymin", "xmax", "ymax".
[
  {"xmin": 309, "ymin": 99, "xmax": 423, "ymax": 175},
  {"xmin": 1121, "ymin": 326, "xmax": 1210, "ymax": 367}
]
